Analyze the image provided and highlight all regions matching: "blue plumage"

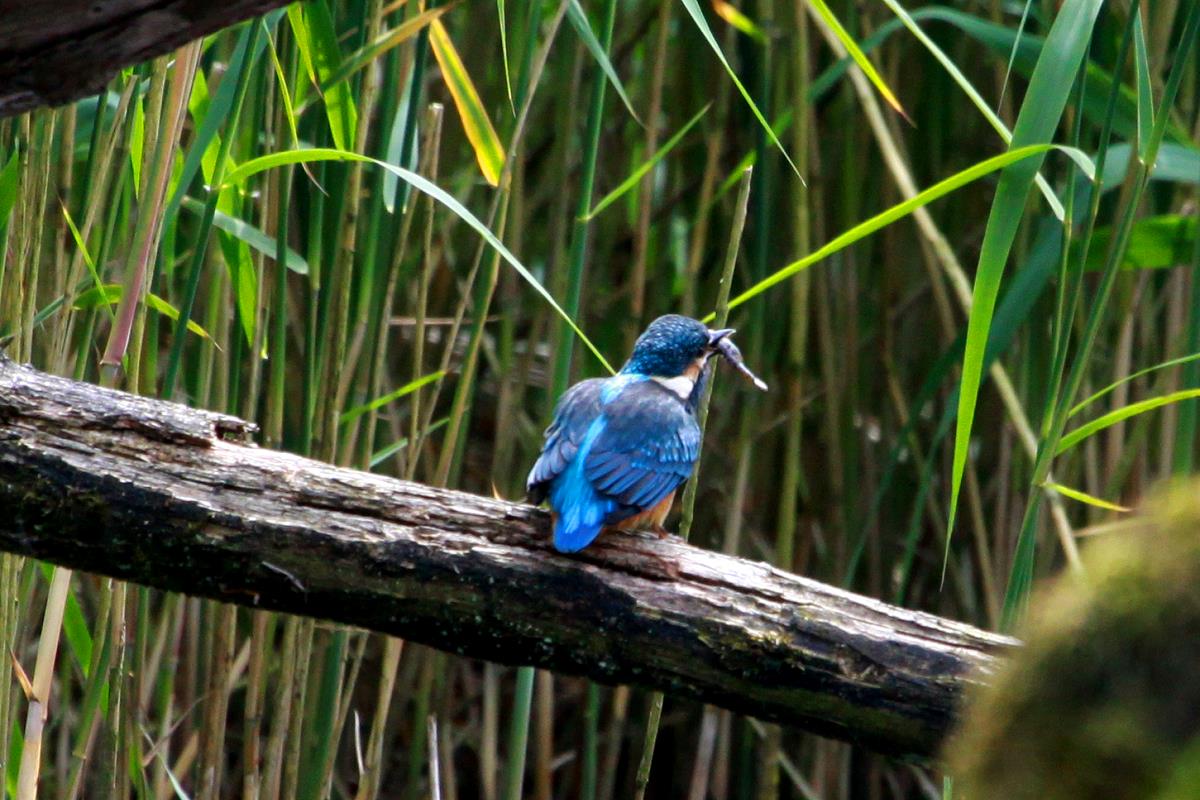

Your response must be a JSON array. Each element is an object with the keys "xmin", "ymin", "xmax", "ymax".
[
  {"xmin": 546, "ymin": 417, "xmax": 614, "ymax": 551},
  {"xmin": 527, "ymin": 315, "xmax": 733, "ymax": 552}
]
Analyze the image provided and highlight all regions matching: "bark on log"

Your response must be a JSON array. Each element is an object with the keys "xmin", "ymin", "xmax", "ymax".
[
  {"xmin": 0, "ymin": 356, "xmax": 1017, "ymax": 759},
  {"xmin": 0, "ymin": 0, "xmax": 292, "ymax": 117}
]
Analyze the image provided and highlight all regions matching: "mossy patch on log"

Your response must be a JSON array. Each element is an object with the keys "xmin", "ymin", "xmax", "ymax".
[{"xmin": 947, "ymin": 480, "xmax": 1200, "ymax": 799}]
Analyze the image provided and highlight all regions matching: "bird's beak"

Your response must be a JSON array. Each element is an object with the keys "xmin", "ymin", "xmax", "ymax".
[
  {"xmin": 707, "ymin": 328, "xmax": 736, "ymax": 348},
  {"xmin": 709, "ymin": 330, "xmax": 769, "ymax": 391}
]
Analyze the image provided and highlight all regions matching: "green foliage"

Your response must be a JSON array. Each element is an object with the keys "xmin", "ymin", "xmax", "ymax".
[{"xmin": 948, "ymin": 0, "xmax": 1103, "ymax": 561}]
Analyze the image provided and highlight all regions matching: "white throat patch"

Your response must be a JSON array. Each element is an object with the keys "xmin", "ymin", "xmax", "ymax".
[{"xmin": 651, "ymin": 374, "xmax": 695, "ymax": 399}]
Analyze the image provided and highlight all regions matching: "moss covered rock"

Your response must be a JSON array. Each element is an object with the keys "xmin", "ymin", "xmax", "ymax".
[{"xmin": 947, "ymin": 481, "xmax": 1200, "ymax": 800}]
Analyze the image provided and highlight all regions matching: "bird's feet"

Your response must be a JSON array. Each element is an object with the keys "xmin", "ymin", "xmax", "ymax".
[{"xmin": 649, "ymin": 525, "xmax": 686, "ymax": 549}]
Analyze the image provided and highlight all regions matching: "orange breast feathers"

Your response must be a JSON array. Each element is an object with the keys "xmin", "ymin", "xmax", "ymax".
[
  {"xmin": 616, "ymin": 490, "xmax": 677, "ymax": 533},
  {"xmin": 683, "ymin": 356, "xmax": 707, "ymax": 382}
]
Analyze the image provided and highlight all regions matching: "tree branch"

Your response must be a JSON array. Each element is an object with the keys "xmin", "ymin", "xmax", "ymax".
[
  {"xmin": 0, "ymin": 0, "xmax": 291, "ymax": 117},
  {"xmin": 0, "ymin": 356, "xmax": 1016, "ymax": 758}
]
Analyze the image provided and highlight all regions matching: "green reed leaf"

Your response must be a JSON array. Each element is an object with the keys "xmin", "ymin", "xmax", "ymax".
[
  {"xmin": 289, "ymin": 1, "xmax": 358, "ymax": 151},
  {"xmin": 567, "ymin": 0, "xmax": 641, "ymax": 124},
  {"xmin": 1041, "ymin": 482, "xmax": 1130, "ymax": 513},
  {"xmin": 679, "ymin": 0, "xmax": 801, "ymax": 179},
  {"xmin": 809, "ymin": 0, "xmax": 910, "ymax": 122},
  {"xmin": 430, "ymin": 19, "xmax": 506, "ymax": 186},
  {"xmin": 708, "ymin": 144, "xmax": 1090, "ymax": 319},
  {"xmin": 340, "ymin": 371, "xmax": 446, "ymax": 424},
  {"xmin": 582, "ymin": 104, "xmax": 710, "ymax": 221},
  {"xmin": 224, "ymin": 148, "xmax": 614, "ymax": 373},
  {"xmin": 1058, "ymin": 389, "xmax": 1200, "ymax": 455},
  {"xmin": 181, "ymin": 196, "xmax": 309, "ymax": 275},
  {"xmin": 947, "ymin": 0, "xmax": 1103, "ymax": 550}
]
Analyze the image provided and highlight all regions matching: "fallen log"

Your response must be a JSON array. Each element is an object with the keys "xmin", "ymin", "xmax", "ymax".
[
  {"xmin": 0, "ymin": 0, "xmax": 292, "ymax": 116},
  {"xmin": 0, "ymin": 355, "xmax": 1016, "ymax": 759}
]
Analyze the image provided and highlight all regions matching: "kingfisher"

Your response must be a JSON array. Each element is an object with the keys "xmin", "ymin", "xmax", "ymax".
[{"xmin": 526, "ymin": 314, "xmax": 767, "ymax": 553}]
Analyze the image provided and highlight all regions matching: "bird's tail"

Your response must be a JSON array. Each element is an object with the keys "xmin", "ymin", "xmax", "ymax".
[
  {"xmin": 550, "ymin": 478, "xmax": 610, "ymax": 552},
  {"xmin": 552, "ymin": 503, "xmax": 609, "ymax": 554}
]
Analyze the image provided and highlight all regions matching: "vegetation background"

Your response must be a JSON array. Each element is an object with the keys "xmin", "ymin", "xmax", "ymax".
[{"xmin": 0, "ymin": 0, "xmax": 1197, "ymax": 797}]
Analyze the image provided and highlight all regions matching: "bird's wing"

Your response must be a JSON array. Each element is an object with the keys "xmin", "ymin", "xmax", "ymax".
[
  {"xmin": 583, "ymin": 381, "xmax": 701, "ymax": 515},
  {"xmin": 525, "ymin": 378, "xmax": 605, "ymax": 502}
]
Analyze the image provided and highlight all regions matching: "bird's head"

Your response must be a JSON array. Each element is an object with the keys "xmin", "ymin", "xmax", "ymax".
[
  {"xmin": 621, "ymin": 314, "xmax": 734, "ymax": 380},
  {"xmin": 621, "ymin": 315, "xmax": 770, "ymax": 399}
]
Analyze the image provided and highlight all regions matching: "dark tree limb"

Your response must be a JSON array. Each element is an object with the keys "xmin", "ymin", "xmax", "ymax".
[
  {"xmin": 0, "ymin": 356, "xmax": 1017, "ymax": 759},
  {"xmin": 0, "ymin": 0, "xmax": 292, "ymax": 117}
]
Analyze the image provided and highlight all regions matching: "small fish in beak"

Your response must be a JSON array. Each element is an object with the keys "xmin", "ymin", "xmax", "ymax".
[{"xmin": 708, "ymin": 330, "xmax": 768, "ymax": 391}]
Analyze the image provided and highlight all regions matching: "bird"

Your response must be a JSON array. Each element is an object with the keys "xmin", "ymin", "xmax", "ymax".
[{"xmin": 526, "ymin": 314, "xmax": 767, "ymax": 553}]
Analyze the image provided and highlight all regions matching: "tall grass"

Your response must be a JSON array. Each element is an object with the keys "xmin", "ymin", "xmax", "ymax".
[{"xmin": 1, "ymin": 1, "xmax": 1197, "ymax": 797}]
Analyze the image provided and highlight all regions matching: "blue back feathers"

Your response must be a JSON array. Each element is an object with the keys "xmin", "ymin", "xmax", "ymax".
[{"xmin": 527, "ymin": 368, "xmax": 702, "ymax": 553}]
